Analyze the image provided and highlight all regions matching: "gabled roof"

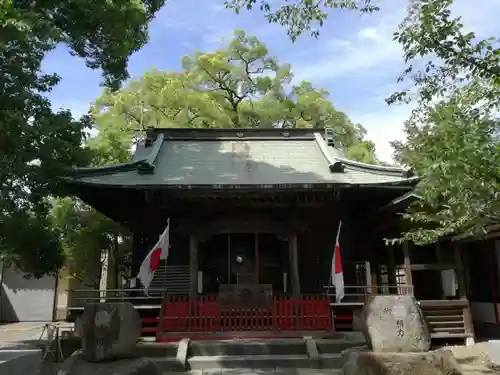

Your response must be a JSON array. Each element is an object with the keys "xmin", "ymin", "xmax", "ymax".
[{"xmin": 61, "ymin": 128, "xmax": 419, "ymax": 189}]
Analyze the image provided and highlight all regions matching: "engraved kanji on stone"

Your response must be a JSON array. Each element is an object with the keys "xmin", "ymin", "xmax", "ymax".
[{"xmin": 396, "ymin": 319, "xmax": 405, "ymax": 337}]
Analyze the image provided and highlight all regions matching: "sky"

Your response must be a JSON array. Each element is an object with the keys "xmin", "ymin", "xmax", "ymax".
[{"xmin": 41, "ymin": 0, "xmax": 500, "ymax": 163}]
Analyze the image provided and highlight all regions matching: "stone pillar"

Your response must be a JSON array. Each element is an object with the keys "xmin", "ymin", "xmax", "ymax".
[
  {"xmin": 289, "ymin": 234, "xmax": 300, "ymax": 296},
  {"xmin": 189, "ymin": 235, "xmax": 199, "ymax": 299}
]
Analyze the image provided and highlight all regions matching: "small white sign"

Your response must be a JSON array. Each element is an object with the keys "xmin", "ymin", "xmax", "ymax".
[{"xmin": 393, "ymin": 304, "xmax": 406, "ymax": 319}]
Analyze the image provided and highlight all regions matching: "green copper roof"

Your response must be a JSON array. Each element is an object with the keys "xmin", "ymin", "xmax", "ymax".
[{"xmin": 62, "ymin": 128, "xmax": 418, "ymax": 189}]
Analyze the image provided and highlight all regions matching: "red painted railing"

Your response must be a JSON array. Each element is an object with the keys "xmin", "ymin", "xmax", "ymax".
[{"xmin": 158, "ymin": 294, "xmax": 332, "ymax": 335}]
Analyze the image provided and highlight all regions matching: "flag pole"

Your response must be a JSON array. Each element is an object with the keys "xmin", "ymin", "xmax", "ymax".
[
  {"xmin": 162, "ymin": 218, "xmax": 170, "ymax": 298},
  {"xmin": 162, "ymin": 218, "xmax": 170, "ymax": 292},
  {"xmin": 328, "ymin": 220, "xmax": 342, "ymax": 297}
]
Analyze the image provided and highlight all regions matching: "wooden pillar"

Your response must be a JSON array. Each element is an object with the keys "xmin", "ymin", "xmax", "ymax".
[
  {"xmin": 435, "ymin": 242, "xmax": 446, "ymax": 298},
  {"xmin": 189, "ymin": 235, "xmax": 199, "ymax": 299},
  {"xmin": 402, "ymin": 241, "xmax": 414, "ymax": 295},
  {"xmin": 254, "ymin": 233, "xmax": 260, "ymax": 283},
  {"xmin": 453, "ymin": 242, "xmax": 466, "ymax": 298},
  {"xmin": 289, "ymin": 234, "xmax": 300, "ymax": 296}
]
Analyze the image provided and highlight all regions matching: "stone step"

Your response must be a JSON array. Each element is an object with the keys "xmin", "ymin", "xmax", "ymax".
[
  {"xmin": 136, "ymin": 341, "xmax": 179, "ymax": 358},
  {"xmin": 188, "ymin": 339, "xmax": 306, "ymax": 357},
  {"xmin": 187, "ymin": 353, "xmax": 344, "ymax": 370},
  {"xmin": 163, "ymin": 369, "xmax": 342, "ymax": 375},
  {"xmin": 315, "ymin": 338, "xmax": 366, "ymax": 354},
  {"xmin": 153, "ymin": 357, "xmax": 188, "ymax": 372}
]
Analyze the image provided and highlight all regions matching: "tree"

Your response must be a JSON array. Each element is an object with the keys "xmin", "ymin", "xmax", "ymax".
[
  {"xmin": 232, "ymin": 0, "xmax": 500, "ymax": 243},
  {"xmin": 226, "ymin": 0, "xmax": 378, "ymax": 41},
  {"xmin": 391, "ymin": 84, "xmax": 499, "ymax": 244},
  {"xmin": 388, "ymin": 0, "xmax": 500, "ymax": 244},
  {"xmin": 0, "ymin": 0, "xmax": 165, "ymax": 275},
  {"xmin": 92, "ymin": 30, "xmax": 379, "ymax": 164},
  {"xmin": 50, "ymin": 197, "xmax": 131, "ymax": 288}
]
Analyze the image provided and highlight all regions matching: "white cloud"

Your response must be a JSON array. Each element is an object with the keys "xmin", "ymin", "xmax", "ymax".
[
  {"xmin": 351, "ymin": 104, "xmax": 415, "ymax": 163},
  {"xmin": 291, "ymin": 5, "xmax": 405, "ymax": 83},
  {"xmin": 357, "ymin": 27, "xmax": 380, "ymax": 41}
]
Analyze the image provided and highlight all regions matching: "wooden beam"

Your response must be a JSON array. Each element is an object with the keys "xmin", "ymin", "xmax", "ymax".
[
  {"xmin": 189, "ymin": 235, "xmax": 199, "ymax": 299},
  {"xmin": 409, "ymin": 263, "xmax": 456, "ymax": 271},
  {"xmin": 289, "ymin": 234, "xmax": 300, "ymax": 296},
  {"xmin": 402, "ymin": 241, "xmax": 414, "ymax": 295}
]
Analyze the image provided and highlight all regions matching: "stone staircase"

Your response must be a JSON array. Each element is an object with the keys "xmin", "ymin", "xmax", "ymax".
[
  {"xmin": 137, "ymin": 333, "xmax": 366, "ymax": 373},
  {"xmin": 149, "ymin": 263, "xmax": 190, "ymax": 296}
]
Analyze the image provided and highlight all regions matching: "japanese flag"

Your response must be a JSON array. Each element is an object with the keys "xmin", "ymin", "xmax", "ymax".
[
  {"xmin": 331, "ymin": 221, "xmax": 344, "ymax": 303},
  {"xmin": 137, "ymin": 220, "xmax": 170, "ymax": 293}
]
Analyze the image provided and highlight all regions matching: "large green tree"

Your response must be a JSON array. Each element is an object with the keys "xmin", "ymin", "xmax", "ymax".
[
  {"xmin": 388, "ymin": 0, "xmax": 500, "ymax": 244},
  {"xmin": 92, "ymin": 30, "xmax": 379, "ymax": 164},
  {"xmin": 0, "ymin": 0, "xmax": 165, "ymax": 276},
  {"xmin": 233, "ymin": 0, "xmax": 500, "ymax": 243}
]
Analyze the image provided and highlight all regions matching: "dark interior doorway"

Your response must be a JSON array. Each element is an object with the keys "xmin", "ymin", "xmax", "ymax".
[{"xmin": 199, "ymin": 233, "xmax": 288, "ymax": 294}]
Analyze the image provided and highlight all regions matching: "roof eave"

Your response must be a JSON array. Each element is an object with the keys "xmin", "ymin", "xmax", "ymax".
[
  {"xmin": 313, "ymin": 132, "xmax": 415, "ymax": 179},
  {"xmin": 62, "ymin": 132, "xmax": 165, "ymax": 179}
]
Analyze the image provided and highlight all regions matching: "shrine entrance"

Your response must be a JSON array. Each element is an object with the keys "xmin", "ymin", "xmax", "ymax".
[{"xmin": 199, "ymin": 233, "xmax": 289, "ymax": 295}]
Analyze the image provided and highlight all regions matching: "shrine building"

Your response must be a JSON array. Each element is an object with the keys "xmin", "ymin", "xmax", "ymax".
[{"xmin": 61, "ymin": 127, "xmax": 474, "ymax": 342}]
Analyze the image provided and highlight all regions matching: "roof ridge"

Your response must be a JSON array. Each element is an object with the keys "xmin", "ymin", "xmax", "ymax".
[
  {"xmin": 313, "ymin": 132, "xmax": 345, "ymax": 173},
  {"xmin": 137, "ymin": 132, "xmax": 164, "ymax": 174}
]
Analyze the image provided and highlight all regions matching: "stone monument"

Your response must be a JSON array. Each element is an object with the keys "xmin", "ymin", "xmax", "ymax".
[
  {"xmin": 56, "ymin": 302, "xmax": 161, "ymax": 375},
  {"xmin": 361, "ymin": 295, "xmax": 431, "ymax": 352},
  {"xmin": 75, "ymin": 302, "xmax": 141, "ymax": 362}
]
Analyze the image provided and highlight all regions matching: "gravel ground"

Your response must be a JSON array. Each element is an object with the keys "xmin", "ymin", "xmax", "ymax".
[
  {"xmin": 442, "ymin": 343, "xmax": 500, "ymax": 375},
  {"xmin": 36, "ymin": 342, "xmax": 500, "ymax": 375},
  {"xmin": 0, "ymin": 325, "xmax": 494, "ymax": 375}
]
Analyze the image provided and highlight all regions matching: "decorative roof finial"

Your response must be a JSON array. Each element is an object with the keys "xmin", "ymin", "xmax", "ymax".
[
  {"xmin": 324, "ymin": 127, "xmax": 335, "ymax": 146},
  {"xmin": 145, "ymin": 127, "xmax": 156, "ymax": 147}
]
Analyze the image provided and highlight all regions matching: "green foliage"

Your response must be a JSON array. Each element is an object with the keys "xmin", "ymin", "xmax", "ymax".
[
  {"xmin": 225, "ymin": 0, "xmax": 378, "ymax": 41},
  {"xmin": 93, "ymin": 30, "xmax": 380, "ymax": 164},
  {"xmin": 50, "ymin": 197, "xmax": 130, "ymax": 287},
  {"xmin": 0, "ymin": 0, "xmax": 164, "ymax": 276},
  {"xmin": 388, "ymin": 0, "xmax": 500, "ymax": 244},
  {"xmin": 392, "ymin": 85, "xmax": 500, "ymax": 244},
  {"xmin": 235, "ymin": 0, "xmax": 500, "ymax": 243},
  {"xmin": 388, "ymin": 0, "xmax": 500, "ymax": 106}
]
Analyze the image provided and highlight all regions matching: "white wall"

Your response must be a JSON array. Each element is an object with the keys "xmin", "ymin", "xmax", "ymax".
[{"xmin": 0, "ymin": 267, "xmax": 56, "ymax": 322}]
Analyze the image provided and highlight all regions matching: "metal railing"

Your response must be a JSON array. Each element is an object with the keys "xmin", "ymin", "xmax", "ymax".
[
  {"xmin": 322, "ymin": 284, "xmax": 414, "ymax": 303},
  {"xmin": 68, "ymin": 288, "xmax": 166, "ymax": 309},
  {"xmin": 68, "ymin": 284, "xmax": 414, "ymax": 309}
]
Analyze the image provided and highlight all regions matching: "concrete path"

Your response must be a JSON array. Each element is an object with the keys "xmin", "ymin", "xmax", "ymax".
[
  {"xmin": 0, "ymin": 323, "xmax": 48, "ymax": 348},
  {"xmin": 164, "ymin": 370, "xmax": 341, "ymax": 375},
  {"xmin": 0, "ymin": 323, "xmax": 49, "ymax": 375}
]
